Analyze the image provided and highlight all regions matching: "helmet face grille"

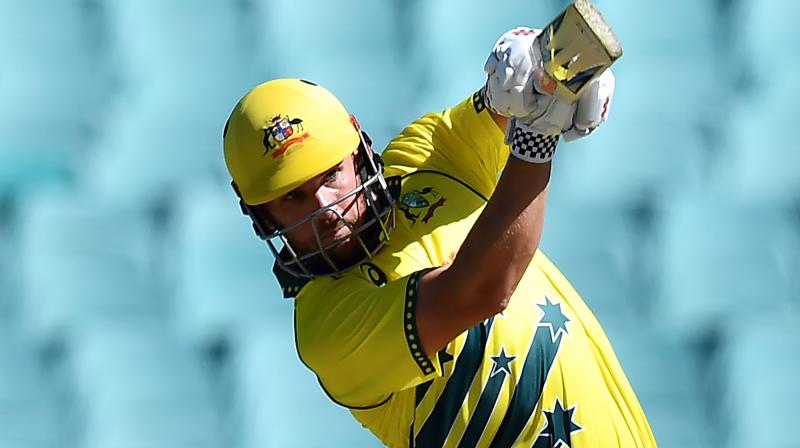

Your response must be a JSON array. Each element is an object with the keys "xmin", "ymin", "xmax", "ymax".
[
  {"xmin": 266, "ymin": 174, "xmax": 395, "ymax": 278},
  {"xmin": 258, "ymin": 134, "xmax": 396, "ymax": 279}
]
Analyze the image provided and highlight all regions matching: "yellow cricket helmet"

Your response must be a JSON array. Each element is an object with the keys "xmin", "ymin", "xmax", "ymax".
[
  {"xmin": 222, "ymin": 78, "xmax": 397, "ymax": 283},
  {"xmin": 223, "ymin": 78, "xmax": 361, "ymax": 205}
]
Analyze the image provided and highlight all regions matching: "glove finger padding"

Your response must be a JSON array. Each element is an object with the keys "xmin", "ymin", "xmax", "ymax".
[
  {"xmin": 504, "ymin": 46, "xmax": 534, "ymax": 91},
  {"xmin": 573, "ymin": 76, "xmax": 603, "ymax": 131},
  {"xmin": 483, "ymin": 27, "xmax": 543, "ymax": 118},
  {"xmin": 573, "ymin": 69, "xmax": 615, "ymax": 131},
  {"xmin": 487, "ymin": 71, "xmax": 527, "ymax": 117},
  {"xmin": 563, "ymin": 70, "xmax": 615, "ymax": 142}
]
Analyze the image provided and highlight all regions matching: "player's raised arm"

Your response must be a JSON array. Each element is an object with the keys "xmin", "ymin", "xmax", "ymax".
[{"xmin": 416, "ymin": 27, "xmax": 616, "ymax": 356}]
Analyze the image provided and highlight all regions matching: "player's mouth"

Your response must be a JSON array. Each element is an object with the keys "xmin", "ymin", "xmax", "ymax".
[{"xmin": 319, "ymin": 224, "xmax": 352, "ymax": 245}]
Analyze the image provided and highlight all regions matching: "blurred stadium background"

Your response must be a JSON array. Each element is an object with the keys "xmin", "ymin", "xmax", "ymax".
[{"xmin": 0, "ymin": 0, "xmax": 798, "ymax": 446}]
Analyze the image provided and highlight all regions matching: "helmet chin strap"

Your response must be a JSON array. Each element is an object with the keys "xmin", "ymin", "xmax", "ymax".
[
  {"xmin": 350, "ymin": 114, "xmax": 390, "ymax": 207},
  {"xmin": 350, "ymin": 114, "xmax": 378, "ymax": 177}
]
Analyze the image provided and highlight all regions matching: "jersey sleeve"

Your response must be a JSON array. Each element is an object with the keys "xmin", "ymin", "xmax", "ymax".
[
  {"xmin": 294, "ymin": 270, "xmax": 443, "ymax": 408},
  {"xmin": 382, "ymin": 90, "xmax": 508, "ymax": 199}
]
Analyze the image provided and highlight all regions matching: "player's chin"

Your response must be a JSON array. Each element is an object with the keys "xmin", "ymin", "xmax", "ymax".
[
  {"xmin": 325, "ymin": 234, "xmax": 367, "ymax": 265},
  {"xmin": 325, "ymin": 232, "xmax": 358, "ymax": 256}
]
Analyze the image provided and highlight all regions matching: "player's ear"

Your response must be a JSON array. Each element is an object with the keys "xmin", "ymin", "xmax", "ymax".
[
  {"xmin": 257, "ymin": 205, "xmax": 280, "ymax": 228},
  {"xmin": 231, "ymin": 181, "xmax": 279, "ymax": 238}
]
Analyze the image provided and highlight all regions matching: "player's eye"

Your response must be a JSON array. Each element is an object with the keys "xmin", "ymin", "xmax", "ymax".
[{"xmin": 324, "ymin": 167, "xmax": 340, "ymax": 183}]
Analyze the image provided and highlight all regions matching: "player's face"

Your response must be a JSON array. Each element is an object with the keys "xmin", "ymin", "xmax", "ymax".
[{"xmin": 253, "ymin": 151, "xmax": 369, "ymax": 263}]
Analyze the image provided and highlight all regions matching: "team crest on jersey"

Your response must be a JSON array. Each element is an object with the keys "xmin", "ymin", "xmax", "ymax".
[
  {"xmin": 398, "ymin": 187, "xmax": 447, "ymax": 226},
  {"xmin": 360, "ymin": 262, "xmax": 387, "ymax": 287},
  {"xmin": 263, "ymin": 114, "xmax": 310, "ymax": 159}
]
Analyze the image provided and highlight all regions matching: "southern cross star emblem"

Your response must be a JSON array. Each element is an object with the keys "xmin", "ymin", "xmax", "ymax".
[
  {"xmin": 540, "ymin": 398, "xmax": 582, "ymax": 448},
  {"xmin": 537, "ymin": 296, "xmax": 570, "ymax": 342},
  {"xmin": 489, "ymin": 347, "xmax": 516, "ymax": 377}
]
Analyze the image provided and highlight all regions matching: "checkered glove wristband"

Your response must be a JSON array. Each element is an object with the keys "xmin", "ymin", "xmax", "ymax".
[{"xmin": 505, "ymin": 122, "xmax": 560, "ymax": 163}]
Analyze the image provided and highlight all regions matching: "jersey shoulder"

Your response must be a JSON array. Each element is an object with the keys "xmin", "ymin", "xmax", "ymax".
[{"xmin": 382, "ymin": 92, "xmax": 507, "ymax": 199}]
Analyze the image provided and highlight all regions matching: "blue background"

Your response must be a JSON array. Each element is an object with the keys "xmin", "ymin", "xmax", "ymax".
[{"xmin": 0, "ymin": 0, "xmax": 797, "ymax": 446}]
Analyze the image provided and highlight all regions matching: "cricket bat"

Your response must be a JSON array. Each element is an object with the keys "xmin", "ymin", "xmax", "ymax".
[{"xmin": 537, "ymin": 0, "xmax": 623, "ymax": 102}]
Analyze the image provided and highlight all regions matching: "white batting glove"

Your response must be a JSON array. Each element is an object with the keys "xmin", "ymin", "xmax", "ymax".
[
  {"xmin": 483, "ymin": 27, "xmax": 543, "ymax": 118},
  {"xmin": 514, "ymin": 68, "xmax": 615, "ymax": 142},
  {"xmin": 483, "ymin": 26, "xmax": 616, "ymax": 151},
  {"xmin": 560, "ymin": 69, "xmax": 615, "ymax": 142}
]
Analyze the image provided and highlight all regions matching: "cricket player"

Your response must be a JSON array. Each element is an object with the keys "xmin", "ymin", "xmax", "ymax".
[{"xmin": 223, "ymin": 24, "xmax": 655, "ymax": 447}]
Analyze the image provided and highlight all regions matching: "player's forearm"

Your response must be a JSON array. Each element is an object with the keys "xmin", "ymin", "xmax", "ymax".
[
  {"xmin": 417, "ymin": 16, "xmax": 618, "ymax": 356},
  {"xmin": 448, "ymin": 156, "xmax": 550, "ymax": 312},
  {"xmin": 417, "ymin": 156, "xmax": 550, "ymax": 356}
]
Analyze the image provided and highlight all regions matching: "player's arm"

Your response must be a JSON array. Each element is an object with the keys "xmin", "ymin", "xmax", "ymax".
[
  {"xmin": 416, "ymin": 143, "xmax": 552, "ymax": 356},
  {"xmin": 416, "ymin": 28, "xmax": 615, "ymax": 357}
]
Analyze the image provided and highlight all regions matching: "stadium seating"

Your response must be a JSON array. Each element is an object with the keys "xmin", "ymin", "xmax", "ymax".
[
  {"xmin": 714, "ymin": 82, "xmax": 800, "ymax": 203},
  {"xmin": 0, "ymin": 321, "xmax": 62, "ymax": 448},
  {"xmin": 655, "ymin": 189, "xmax": 799, "ymax": 341},
  {"xmin": 0, "ymin": 0, "xmax": 108, "ymax": 192},
  {"xmin": 552, "ymin": 111, "xmax": 707, "ymax": 206},
  {"xmin": 594, "ymin": 0, "xmax": 718, "ymax": 56},
  {"xmin": 548, "ymin": 0, "xmax": 724, "ymax": 206},
  {"xmin": 718, "ymin": 310, "xmax": 800, "ymax": 448},
  {"xmin": 605, "ymin": 317, "xmax": 714, "ymax": 448},
  {"xmin": 81, "ymin": 76, "xmax": 242, "ymax": 206},
  {"xmin": 101, "ymin": 0, "xmax": 250, "ymax": 82},
  {"xmin": 15, "ymin": 188, "xmax": 161, "ymax": 347},
  {"xmin": 252, "ymin": 0, "xmax": 412, "ymax": 150},
  {"xmin": 585, "ymin": 0, "xmax": 726, "ymax": 175},
  {"xmin": 81, "ymin": 0, "xmax": 254, "ymax": 206},
  {"xmin": 539, "ymin": 201, "xmax": 644, "ymax": 316},
  {"xmin": 594, "ymin": 0, "xmax": 721, "ymax": 89},
  {"xmin": 410, "ymin": 0, "xmax": 563, "ymax": 115},
  {"xmin": 0, "ymin": 224, "xmax": 12, "ymax": 314},
  {"xmin": 69, "ymin": 318, "xmax": 224, "ymax": 448},
  {"xmin": 168, "ymin": 182, "xmax": 284, "ymax": 350},
  {"xmin": 231, "ymin": 303, "xmax": 381, "ymax": 447},
  {"xmin": 0, "ymin": 0, "xmax": 796, "ymax": 446},
  {"xmin": 735, "ymin": 0, "xmax": 800, "ymax": 97}
]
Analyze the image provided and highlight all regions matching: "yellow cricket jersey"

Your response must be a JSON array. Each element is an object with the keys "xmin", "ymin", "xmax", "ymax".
[{"xmin": 288, "ymin": 92, "xmax": 656, "ymax": 447}]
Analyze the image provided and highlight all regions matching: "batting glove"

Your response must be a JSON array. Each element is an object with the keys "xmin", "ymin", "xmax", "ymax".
[
  {"xmin": 483, "ymin": 26, "xmax": 616, "ymax": 161},
  {"xmin": 483, "ymin": 27, "xmax": 545, "ymax": 117}
]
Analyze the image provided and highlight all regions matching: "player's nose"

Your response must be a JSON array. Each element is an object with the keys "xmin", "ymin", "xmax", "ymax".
[{"xmin": 311, "ymin": 189, "xmax": 341, "ymax": 221}]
